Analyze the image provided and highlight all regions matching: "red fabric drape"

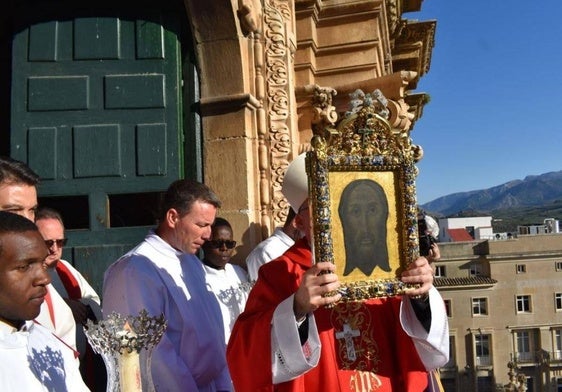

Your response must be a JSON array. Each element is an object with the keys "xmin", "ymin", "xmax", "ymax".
[
  {"xmin": 227, "ymin": 239, "xmax": 429, "ymax": 391},
  {"xmin": 55, "ymin": 262, "xmax": 81, "ymax": 300}
]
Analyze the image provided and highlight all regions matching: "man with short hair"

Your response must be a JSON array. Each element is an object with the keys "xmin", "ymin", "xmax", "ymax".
[
  {"xmin": 35, "ymin": 207, "xmax": 101, "ymax": 323},
  {"xmin": 103, "ymin": 179, "xmax": 232, "ymax": 391},
  {"xmin": 201, "ymin": 217, "xmax": 250, "ymax": 343},
  {"xmin": 246, "ymin": 206, "xmax": 300, "ymax": 281},
  {"xmin": 0, "ymin": 155, "xmax": 39, "ymax": 221},
  {"xmin": 0, "ymin": 211, "xmax": 88, "ymax": 391},
  {"xmin": 0, "ymin": 156, "xmax": 77, "ymax": 351},
  {"xmin": 35, "ymin": 207, "xmax": 101, "ymax": 357}
]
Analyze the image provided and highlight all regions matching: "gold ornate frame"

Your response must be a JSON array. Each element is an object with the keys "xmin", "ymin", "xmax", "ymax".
[{"xmin": 307, "ymin": 88, "xmax": 423, "ymax": 300}]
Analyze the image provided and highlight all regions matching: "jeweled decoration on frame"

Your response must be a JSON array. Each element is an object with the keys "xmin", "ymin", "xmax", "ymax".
[{"xmin": 307, "ymin": 88, "xmax": 425, "ymax": 300}]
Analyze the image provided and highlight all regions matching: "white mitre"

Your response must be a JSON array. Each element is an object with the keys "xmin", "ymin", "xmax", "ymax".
[
  {"xmin": 281, "ymin": 153, "xmax": 309, "ymax": 213},
  {"xmin": 424, "ymin": 214, "xmax": 440, "ymax": 239}
]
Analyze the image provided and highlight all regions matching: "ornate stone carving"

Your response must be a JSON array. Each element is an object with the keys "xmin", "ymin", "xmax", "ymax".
[
  {"xmin": 237, "ymin": 0, "xmax": 263, "ymax": 35},
  {"xmin": 259, "ymin": 0, "xmax": 295, "ymax": 231}
]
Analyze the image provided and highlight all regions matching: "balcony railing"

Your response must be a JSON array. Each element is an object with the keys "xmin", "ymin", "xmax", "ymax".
[
  {"xmin": 510, "ymin": 350, "xmax": 562, "ymax": 365},
  {"xmin": 475, "ymin": 356, "xmax": 491, "ymax": 366},
  {"xmin": 515, "ymin": 352, "xmax": 534, "ymax": 363}
]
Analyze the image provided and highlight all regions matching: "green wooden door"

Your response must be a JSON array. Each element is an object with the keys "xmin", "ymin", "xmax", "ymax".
[{"xmin": 10, "ymin": 1, "xmax": 198, "ymax": 294}]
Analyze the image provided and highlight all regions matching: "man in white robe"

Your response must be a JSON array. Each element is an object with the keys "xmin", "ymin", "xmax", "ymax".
[
  {"xmin": 103, "ymin": 179, "xmax": 231, "ymax": 392},
  {"xmin": 246, "ymin": 207, "xmax": 299, "ymax": 281},
  {"xmin": 0, "ymin": 156, "xmax": 76, "ymax": 350},
  {"xmin": 0, "ymin": 211, "xmax": 88, "ymax": 391},
  {"xmin": 201, "ymin": 217, "xmax": 250, "ymax": 343},
  {"xmin": 36, "ymin": 207, "xmax": 104, "ymax": 390},
  {"xmin": 36, "ymin": 208, "xmax": 102, "ymax": 355},
  {"xmin": 202, "ymin": 263, "xmax": 249, "ymax": 342}
]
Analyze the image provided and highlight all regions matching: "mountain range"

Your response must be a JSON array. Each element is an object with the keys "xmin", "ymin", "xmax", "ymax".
[{"xmin": 419, "ymin": 170, "xmax": 562, "ymax": 232}]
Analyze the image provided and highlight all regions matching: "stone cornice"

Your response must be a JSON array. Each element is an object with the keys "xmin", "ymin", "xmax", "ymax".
[
  {"xmin": 386, "ymin": 0, "xmax": 424, "ymax": 38},
  {"xmin": 393, "ymin": 19, "xmax": 436, "ymax": 86},
  {"xmin": 404, "ymin": 92, "xmax": 430, "ymax": 130},
  {"xmin": 199, "ymin": 93, "xmax": 261, "ymax": 116},
  {"xmin": 311, "ymin": 0, "xmax": 385, "ymax": 19},
  {"xmin": 330, "ymin": 70, "xmax": 416, "ymax": 105}
]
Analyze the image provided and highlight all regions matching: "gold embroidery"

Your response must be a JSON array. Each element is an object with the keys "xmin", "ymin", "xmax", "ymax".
[
  {"xmin": 331, "ymin": 302, "xmax": 380, "ymax": 372},
  {"xmin": 349, "ymin": 371, "xmax": 382, "ymax": 392}
]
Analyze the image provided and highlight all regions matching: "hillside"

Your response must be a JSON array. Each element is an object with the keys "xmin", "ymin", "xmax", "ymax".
[{"xmin": 420, "ymin": 170, "xmax": 562, "ymax": 232}]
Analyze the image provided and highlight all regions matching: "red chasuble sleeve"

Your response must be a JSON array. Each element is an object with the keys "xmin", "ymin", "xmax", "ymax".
[{"xmin": 227, "ymin": 239, "xmax": 311, "ymax": 391}]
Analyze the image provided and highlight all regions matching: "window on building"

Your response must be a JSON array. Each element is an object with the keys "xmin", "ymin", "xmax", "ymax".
[
  {"xmin": 445, "ymin": 335, "xmax": 456, "ymax": 367},
  {"xmin": 475, "ymin": 334, "xmax": 491, "ymax": 366},
  {"xmin": 556, "ymin": 293, "xmax": 562, "ymax": 311},
  {"xmin": 435, "ymin": 265, "xmax": 446, "ymax": 277},
  {"xmin": 444, "ymin": 299, "xmax": 452, "ymax": 317},
  {"xmin": 554, "ymin": 329, "xmax": 562, "ymax": 361},
  {"xmin": 516, "ymin": 295, "xmax": 532, "ymax": 313},
  {"xmin": 472, "ymin": 297, "xmax": 488, "ymax": 316},
  {"xmin": 556, "ymin": 261, "xmax": 562, "ymax": 271},
  {"xmin": 470, "ymin": 263, "xmax": 483, "ymax": 277},
  {"xmin": 516, "ymin": 331, "xmax": 532, "ymax": 362},
  {"xmin": 516, "ymin": 264, "xmax": 526, "ymax": 274}
]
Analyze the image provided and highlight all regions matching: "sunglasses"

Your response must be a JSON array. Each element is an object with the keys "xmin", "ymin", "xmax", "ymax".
[
  {"xmin": 207, "ymin": 240, "xmax": 237, "ymax": 249},
  {"xmin": 45, "ymin": 238, "xmax": 68, "ymax": 248}
]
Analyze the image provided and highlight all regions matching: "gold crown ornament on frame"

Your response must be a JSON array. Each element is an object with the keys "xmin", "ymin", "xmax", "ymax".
[{"xmin": 306, "ymin": 87, "xmax": 425, "ymax": 301}]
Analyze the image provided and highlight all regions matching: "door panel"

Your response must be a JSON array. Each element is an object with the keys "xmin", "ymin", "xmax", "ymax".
[{"xmin": 10, "ymin": 0, "xmax": 196, "ymax": 294}]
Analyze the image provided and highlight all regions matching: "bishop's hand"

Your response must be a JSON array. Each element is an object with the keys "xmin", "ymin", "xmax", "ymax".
[
  {"xmin": 293, "ymin": 262, "xmax": 341, "ymax": 320},
  {"xmin": 400, "ymin": 256, "xmax": 434, "ymax": 299}
]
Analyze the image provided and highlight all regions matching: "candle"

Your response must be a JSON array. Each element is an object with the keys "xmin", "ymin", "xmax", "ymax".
[{"xmin": 118, "ymin": 322, "xmax": 142, "ymax": 391}]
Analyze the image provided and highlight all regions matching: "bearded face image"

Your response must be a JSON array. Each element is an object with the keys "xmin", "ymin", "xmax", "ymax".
[{"xmin": 338, "ymin": 179, "xmax": 390, "ymax": 276}]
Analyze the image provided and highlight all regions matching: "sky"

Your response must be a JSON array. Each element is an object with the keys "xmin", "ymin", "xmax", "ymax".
[{"xmin": 407, "ymin": 0, "xmax": 562, "ymax": 204}]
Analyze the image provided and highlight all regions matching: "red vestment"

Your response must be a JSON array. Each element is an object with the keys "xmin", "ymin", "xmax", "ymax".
[
  {"xmin": 55, "ymin": 262, "xmax": 82, "ymax": 300},
  {"xmin": 227, "ymin": 239, "xmax": 428, "ymax": 391}
]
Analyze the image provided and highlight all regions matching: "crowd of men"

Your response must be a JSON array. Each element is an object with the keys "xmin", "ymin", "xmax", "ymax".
[{"xmin": 0, "ymin": 154, "xmax": 448, "ymax": 391}]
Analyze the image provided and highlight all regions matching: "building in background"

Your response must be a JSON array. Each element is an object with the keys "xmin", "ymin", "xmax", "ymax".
[
  {"xmin": 518, "ymin": 218, "xmax": 561, "ymax": 236},
  {"xmin": 438, "ymin": 216, "xmax": 494, "ymax": 242},
  {"xmin": 434, "ymin": 232, "xmax": 562, "ymax": 391},
  {"xmin": 438, "ymin": 216, "xmax": 561, "ymax": 244}
]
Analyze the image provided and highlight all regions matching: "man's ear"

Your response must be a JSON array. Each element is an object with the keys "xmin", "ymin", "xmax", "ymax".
[
  {"xmin": 165, "ymin": 208, "xmax": 179, "ymax": 228},
  {"xmin": 294, "ymin": 213, "xmax": 306, "ymax": 232},
  {"xmin": 289, "ymin": 214, "xmax": 299, "ymax": 229}
]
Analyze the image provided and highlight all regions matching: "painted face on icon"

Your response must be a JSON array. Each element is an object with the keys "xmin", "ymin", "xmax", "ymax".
[{"xmin": 339, "ymin": 179, "xmax": 390, "ymax": 276}]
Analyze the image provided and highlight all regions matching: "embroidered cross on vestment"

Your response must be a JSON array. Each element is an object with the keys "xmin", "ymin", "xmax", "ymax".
[{"xmin": 336, "ymin": 323, "xmax": 360, "ymax": 361}]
